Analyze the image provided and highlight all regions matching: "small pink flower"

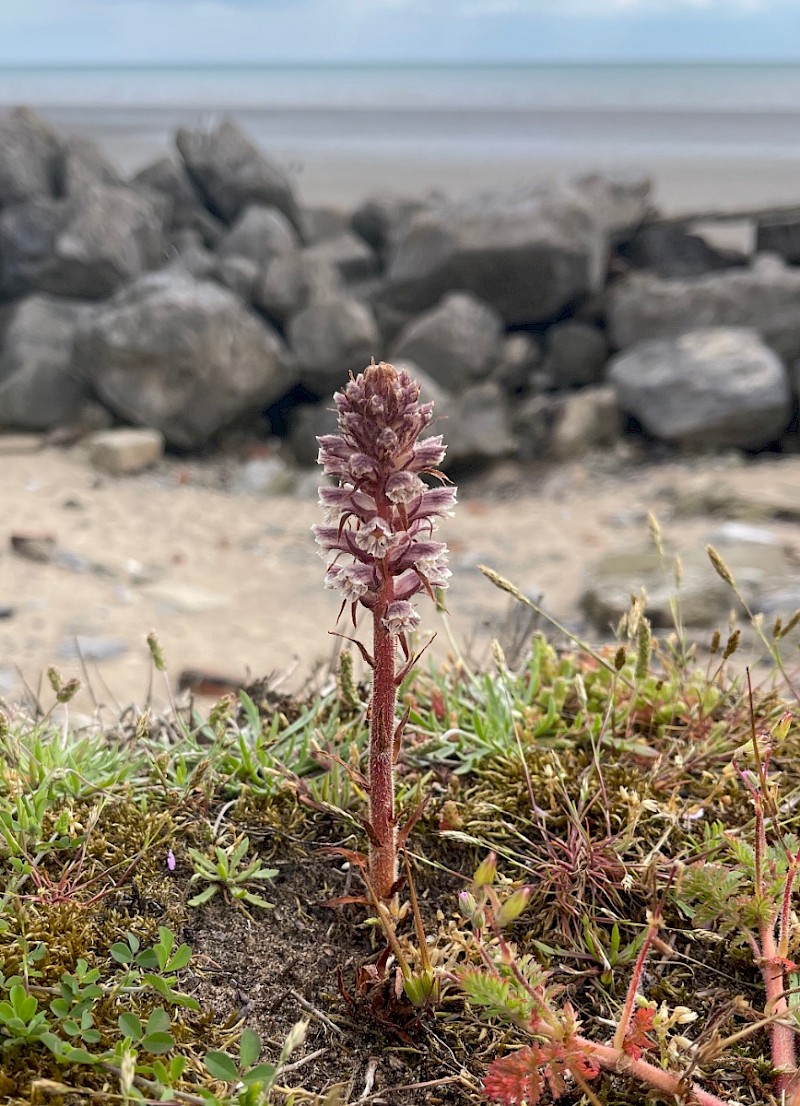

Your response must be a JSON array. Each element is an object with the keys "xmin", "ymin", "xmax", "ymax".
[
  {"xmin": 382, "ymin": 600, "xmax": 421, "ymax": 635},
  {"xmin": 354, "ymin": 517, "xmax": 394, "ymax": 557}
]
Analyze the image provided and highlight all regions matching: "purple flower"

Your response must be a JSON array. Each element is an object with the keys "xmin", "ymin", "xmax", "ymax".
[
  {"xmin": 314, "ymin": 361, "xmax": 456, "ymax": 638},
  {"xmin": 315, "ymin": 361, "xmax": 456, "ymax": 903}
]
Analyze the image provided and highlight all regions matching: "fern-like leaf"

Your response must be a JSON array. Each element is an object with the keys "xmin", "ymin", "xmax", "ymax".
[
  {"xmin": 460, "ymin": 969, "xmax": 512, "ymax": 1019},
  {"xmin": 483, "ymin": 1046, "xmax": 545, "ymax": 1105}
]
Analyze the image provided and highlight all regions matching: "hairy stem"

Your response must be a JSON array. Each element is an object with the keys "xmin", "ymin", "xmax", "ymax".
[
  {"xmin": 760, "ymin": 919, "xmax": 798, "ymax": 1094},
  {"xmin": 575, "ymin": 1036, "xmax": 729, "ymax": 1106},
  {"xmin": 369, "ymin": 574, "xmax": 397, "ymax": 902}
]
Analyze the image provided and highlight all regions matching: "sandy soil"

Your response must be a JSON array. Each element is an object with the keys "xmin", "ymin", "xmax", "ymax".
[{"xmin": 2, "ymin": 440, "xmax": 800, "ymax": 716}]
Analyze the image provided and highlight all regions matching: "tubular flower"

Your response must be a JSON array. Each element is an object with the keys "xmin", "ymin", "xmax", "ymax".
[{"xmin": 314, "ymin": 361, "xmax": 456, "ymax": 636}]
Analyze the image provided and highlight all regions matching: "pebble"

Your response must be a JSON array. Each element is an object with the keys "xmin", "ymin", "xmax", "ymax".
[
  {"xmin": 10, "ymin": 533, "xmax": 56, "ymax": 563},
  {"xmin": 89, "ymin": 428, "xmax": 166, "ymax": 476},
  {"xmin": 0, "ymin": 433, "xmax": 44, "ymax": 455},
  {"xmin": 143, "ymin": 583, "xmax": 229, "ymax": 614},
  {"xmin": 58, "ymin": 635, "xmax": 129, "ymax": 662}
]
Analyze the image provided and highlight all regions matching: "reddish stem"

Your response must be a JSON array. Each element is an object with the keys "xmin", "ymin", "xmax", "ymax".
[
  {"xmin": 369, "ymin": 573, "xmax": 398, "ymax": 903},
  {"xmin": 574, "ymin": 1036, "xmax": 728, "ymax": 1106},
  {"xmin": 612, "ymin": 914, "xmax": 658, "ymax": 1052},
  {"xmin": 760, "ymin": 919, "xmax": 798, "ymax": 1095}
]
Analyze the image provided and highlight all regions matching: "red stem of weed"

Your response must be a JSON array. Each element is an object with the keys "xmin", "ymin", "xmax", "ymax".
[
  {"xmin": 369, "ymin": 572, "xmax": 398, "ymax": 903},
  {"xmin": 575, "ymin": 1036, "xmax": 729, "ymax": 1106},
  {"xmin": 612, "ymin": 915, "xmax": 658, "ymax": 1052},
  {"xmin": 760, "ymin": 918, "xmax": 798, "ymax": 1095}
]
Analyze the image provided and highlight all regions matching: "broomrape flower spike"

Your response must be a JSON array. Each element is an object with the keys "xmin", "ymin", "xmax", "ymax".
[{"xmin": 314, "ymin": 361, "xmax": 456, "ymax": 902}]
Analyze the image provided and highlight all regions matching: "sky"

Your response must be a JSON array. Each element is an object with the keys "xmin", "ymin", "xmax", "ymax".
[{"xmin": 0, "ymin": 0, "xmax": 799, "ymax": 64}]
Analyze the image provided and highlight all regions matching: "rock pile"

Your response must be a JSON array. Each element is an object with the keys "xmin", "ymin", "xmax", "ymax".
[{"xmin": 0, "ymin": 106, "xmax": 798, "ymax": 469}]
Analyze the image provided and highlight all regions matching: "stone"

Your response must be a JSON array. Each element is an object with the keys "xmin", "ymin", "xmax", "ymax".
[
  {"xmin": 286, "ymin": 401, "xmax": 339, "ymax": 466},
  {"xmin": 569, "ymin": 171, "xmax": 652, "ymax": 237},
  {"xmin": 217, "ymin": 204, "xmax": 299, "ymax": 264},
  {"xmin": 709, "ymin": 522, "xmax": 780, "ymax": 546},
  {"xmin": 544, "ymin": 320, "xmax": 608, "ymax": 388},
  {"xmin": 303, "ymin": 231, "xmax": 379, "ymax": 282},
  {"xmin": 444, "ymin": 382, "xmax": 515, "ymax": 469},
  {"xmin": 254, "ymin": 250, "xmax": 339, "ymax": 324},
  {"xmin": 0, "ymin": 107, "xmax": 60, "ymax": 208},
  {"xmin": 511, "ymin": 394, "xmax": 562, "ymax": 462},
  {"xmin": 89, "ymin": 428, "xmax": 166, "ymax": 475},
  {"xmin": 607, "ymin": 328, "xmax": 792, "ymax": 450},
  {"xmin": 143, "ymin": 583, "xmax": 229, "ymax": 613},
  {"xmin": 169, "ymin": 231, "xmax": 217, "ymax": 279},
  {"xmin": 72, "ymin": 271, "xmax": 293, "ymax": 449},
  {"xmin": 0, "ymin": 432, "xmax": 43, "ymax": 454},
  {"xmin": 57, "ymin": 135, "xmax": 122, "ymax": 196},
  {"xmin": 607, "ymin": 255, "xmax": 800, "ymax": 362},
  {"xmin": 58, "ymin": 635, "xmax": 129, "ymax": 661},
  {"xmin": 491, "ymin": 334, "xmax": 546, "ymax": 396},
  {"xmin": 0, "ymin": 184, "xmax": 165, "ymax": 299},
  {"xmin": 382, "ymin": 176, "xmax": 649, "ymax": 325},
  {"xmin": 0, "ymin": 295, "xmax": 95, "ymax": 430},
  {"xmin": 288, "ymin": 293, "xmax": 380, "ymax": 394},
  {"xmin": 390, "ymin": 292, "xmax": 504, "ymax": 393},
  {"xmin": 580, "ymin": 550, "xmax": 734, "ymax": 630},
  {"xmin": 133, "ymin": 156, "xmax": 224, "ymax": 246},
  {"xmin": 548, "ymin": 386, "xmax": 620, "ymax": 460},
  {"xmin": 351, "ymin": 193, "xmax": 427, "ymax": 259},
  {"xmin": 214, "ymin": 255, "xmax": 259, "ymax": 301},
  {"xmin": 233, "ymin": 456, "xmax": 298, "ymax": 495},
  {"xmin": 756, "ymin": 215, "xmax": 800, "ymax": 265},
  {"xmin": 300, "ymin": 206, "xmax": 349, "ymax": 245},
  {"xmin": 618, "ymin": 223, "xmax": 745, "ymax": 278},
  {"xmin": 10, "ymin": 533, "xmax": 56, "ymax": 563},
  {"xmin": 176, "ymin": 117, "xmax": 300, "ymax": 228}
]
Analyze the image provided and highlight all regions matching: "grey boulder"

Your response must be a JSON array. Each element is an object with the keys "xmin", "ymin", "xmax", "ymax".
[
  {"xmin": 492, "ymin": 334, "xmax": 546, "ymax": 396},
  {"xmin": 300, "ymin": 206, "xmax": 350, "ymax": 245},
  {"xmin": 214, "ymin": 255, "xmax": 260, "ymax": 301},
  {"xmin": 547, "ymin": 385, "xmax": 620, "ymax": 460},
  {"xmin": 0, "ymin": 184, "xmax": 165, "ymax": 299},
  {"xmin": 544, "ymin": 320, "xmax": 608, "ymax": 388},
  {"xmin": 618, "ymin": 223, "xmax": 745, "ymax": 278},
  {"xmin": 72, "ymin": 271, "xmax": 292, "ymax": 449},
  {"xmin": 351, "ymin": 193, "xmax": 426, "ymax": 259},
  {"xmin": 383, "ymin": 189, "xmax": 597, "ymax": 324},
  {"xmin": 608, "ymin": 255, "xmax": 800, "ymax": 362},
  {"xmin": 607, "ymin": 327, "xmax": 791, "ymax": 450},
  {"xmin": 133, "ymin": 156, "xmax": 224, "ymax": 246},
  {"xmin": 217, "ymin": 204, "xmax": 299, "ymax": 264},
  {"xmin": 254, "ymin": 251, "xmax": 339, "ymax": 324},
  {"xmin": 176, "ymin": 118, "xmax": 300, "ymax": 229},
  {"xmin": 756, "ymin": 215, "xmax": 800, "ymax": 265},
  {"xmin": 444, "ymin": 382, "xmax": 515, "ymax": 469},
  {"xmin": 0, "ymin": 294, "xmax": 95, "ymax": 429},
  {"xmin": 382, "ymin": 176, "xmax": 648, "ymax": 325},
  {"xmin": 303, "ymin": 231, "xmax": 379, "ymax": 283},
  {"xmin": 58, "ymin": 136, "xmax": 122, "ymax": 196},
  {"xmin": 0, "ymin": 107, "xmax": 60, "ymax": 208},
  {"xmin": 287, "ymin": 293, "xmax": 379, "ymax": 394},
  {"xmin": 390, "ymin": 291, "xmax": 504, "ymax": 393}
]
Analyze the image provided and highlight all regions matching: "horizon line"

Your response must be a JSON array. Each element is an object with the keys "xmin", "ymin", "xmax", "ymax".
[{"xmin": 2, "ymin": 57, "xmax": 800, "ymax": 69}]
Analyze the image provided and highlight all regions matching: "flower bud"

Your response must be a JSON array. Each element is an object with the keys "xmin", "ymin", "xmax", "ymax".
[{"xmin": 494, "ymin": 886, "xmax": 533, "ymax": 928}]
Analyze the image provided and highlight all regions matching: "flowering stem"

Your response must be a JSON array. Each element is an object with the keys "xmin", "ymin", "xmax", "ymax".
[
  {"xmin": 370, "ymin": 573, "xmax": 398, "ymax": 902},
  {"xmin": 314, "ymin": 361, "xmax": 456, "ymax": 906}
]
